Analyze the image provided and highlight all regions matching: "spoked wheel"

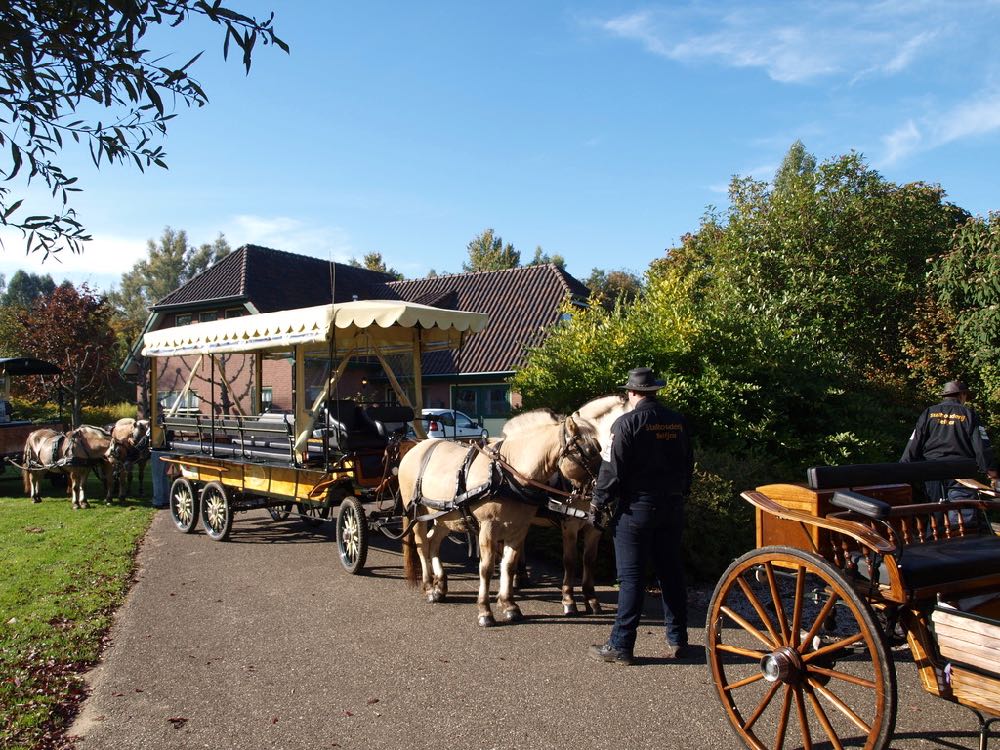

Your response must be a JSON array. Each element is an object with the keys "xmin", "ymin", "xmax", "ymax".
[
  {"xmin": 296, "ymin": 501, "xmax": 330, "ymax": 527},
  {"xmin": 199, "ymin": 481, "xmax": 233, "ymax": 542},
  {"xmin": 268, "ymin": 502, "xmax": 293, "ymax": 521},
  {"xmin": 169, "ymin": 477, "xmax": 199, "ymax": 533},
  {"xmin": 706, "ymin": 546, "xmax": 896, "ymax": 750},
  {"xmin": 336, "ymin": 495, "xmax": 369, "ymax": 574}
]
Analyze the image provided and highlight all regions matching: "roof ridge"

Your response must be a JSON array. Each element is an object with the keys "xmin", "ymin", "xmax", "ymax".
[{"xmin": 388, "ymin": 263, "xmax": 559, "ymax": 286}]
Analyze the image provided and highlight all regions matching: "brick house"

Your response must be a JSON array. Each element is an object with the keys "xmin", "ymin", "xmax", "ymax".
[{"xmin": 123, "ymin": 245, "xmax": 589, "ymax": 435}]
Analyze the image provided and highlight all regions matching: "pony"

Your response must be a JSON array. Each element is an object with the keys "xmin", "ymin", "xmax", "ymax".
[
  {"xmin": 22, "ymin": 425, "xmax": 114, "ymax": 508},
  {"xmin": 541, "ymin": 394, "xmax": 632, "ymax": 615},
  {"xmin": 399, "ymin": 410, "xmax": 602, "ymax": 627},
  {"xmin": 106, "ymin": 418, "xmax": 151, "ymax": 500}
]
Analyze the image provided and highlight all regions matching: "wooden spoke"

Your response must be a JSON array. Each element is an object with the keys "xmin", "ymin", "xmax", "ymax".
[
  {"xmin": 808, "ymin": 678, "xmax": 872, "ymax": 735},
  {"xmin": 743, "ymin": 680, "xmax": 782, "ymax": 733},
  {"xmin": 724, "ymin": 672, "xmax": 767, "ymax": 692},
  {"xmin": 793, "ymin": 685, "xmax": 813, "ymax": 750},
  {"xmin": 737, "ymin": 574, "xmax": 782, "ymax": 646},
  {"xmin": 789, "ymin": 565, "xmax": 806, "ymax": 649},
  {"xmin": 774, "ymin": 685, "xmax": 793, "ymax": 750},
  {"xmin": 801, "ymin": 632, "xmax": 865, "ymax": 663},
  {"xmin": 764, "ymin": 562, "xmax": 791, "ymax": 646},
  {"xmin": 806, "ymin": 664, "xmax": 877, "ymax": 690},
  {"xmin": 715, "ymin": 642, "xmax": 768, "ymax": 660},
  {"xmin": 801, "ymin": 589, "xmax": 840, "ymax": 651},
  {"xmin": 720, "ymin": 605, "xmax": 778, "ymax": 650},
  {"xmin": 805, "ymin": 686, "xmax": 845, "ymax": 750}
]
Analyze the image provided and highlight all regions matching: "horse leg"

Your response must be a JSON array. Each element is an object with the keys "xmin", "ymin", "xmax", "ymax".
[
  {"xmin": 581, "ymin": 525, "xmax": 603, "ymax": 614},
  {"xmin": 102, "ymin": 462, "xmax": 114, "ymax": 504},
  {"xmin": 476, "ymin": 522, "xmax": 497, "ymax": 627},
  {"xmin": 411, "ymin": 521, "xmax": 439, "ymax": 603},
  {"xmin": 497, "ymin": 540, "xmax": 525, "ymax": 623},
  {"xmin": 561, "ymin": 520, "xmax": 580, "ymax": 616},
  {"xmin": 137, "ymin": 460, "xmax": 147, "ymax": 497},
  {"xmin": 427, "ymin": 524, "xmax": 449, "ymax": 602},
  {"xmin": 76, "ymin": 472, "xmax": 90, "ymax": 509}
]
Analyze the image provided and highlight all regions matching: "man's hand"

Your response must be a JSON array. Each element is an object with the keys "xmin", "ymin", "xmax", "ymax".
[{"xmin": 587, "ymin": 503, "xmax": 605, "ymax": 530}]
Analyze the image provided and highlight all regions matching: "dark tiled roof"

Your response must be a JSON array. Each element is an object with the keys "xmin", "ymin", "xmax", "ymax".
[
  {"xmin": 388, "ymin": 265, "xmax": 588, "ymax": 376},
  {"xmin": 152, "ymin": 245, "xmax": 396, "ymax": 312}
]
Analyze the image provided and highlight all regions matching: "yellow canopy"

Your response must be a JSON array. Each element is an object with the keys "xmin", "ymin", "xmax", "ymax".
[{"xmin": 142, "ymin": 300, "xmax": 488, "ymax": 357}]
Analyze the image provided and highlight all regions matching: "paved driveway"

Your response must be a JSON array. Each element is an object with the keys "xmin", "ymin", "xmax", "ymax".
[{"xmin": 70, "ymin": 510, "xmax": 988, "ymax": 749}]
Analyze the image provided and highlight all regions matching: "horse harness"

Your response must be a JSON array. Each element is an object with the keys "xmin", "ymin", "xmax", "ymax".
[{"xmin": 407, "ymin": 420, "xmax": 599, "ymax": 530}]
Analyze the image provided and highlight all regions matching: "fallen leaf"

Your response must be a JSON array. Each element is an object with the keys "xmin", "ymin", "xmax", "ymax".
[
  {"xmin": 343, "ymin": 710, "xmax": 353, "ymax": 717},
  {"xmin": 366, "ymin": 697, "xmax": 380, "ymax": 705},
  {"xmin": 167, "ymin": 716, "xmax": 187, "ymax": 728},
  {"xmin": 271, "ymin": 717, "xmax": 279, "ymax": 724}
]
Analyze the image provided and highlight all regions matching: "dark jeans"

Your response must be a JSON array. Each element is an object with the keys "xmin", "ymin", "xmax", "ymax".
[
  {"xmin": 608, "ymin": 499, "xmax": 687, "ymax": 652},
  {"xmin": 924, "ymin": 480, "xmax": 979, "ymax": 526}
]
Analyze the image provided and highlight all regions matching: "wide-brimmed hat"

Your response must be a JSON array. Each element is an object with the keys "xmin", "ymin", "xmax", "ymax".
[
  {"xmin": 619, "ymin": 367, "xmax": 665, "ymax": 392},
  {"xmin": 940, "ymin": 380, "xmax": 973, "ymax": 398}
]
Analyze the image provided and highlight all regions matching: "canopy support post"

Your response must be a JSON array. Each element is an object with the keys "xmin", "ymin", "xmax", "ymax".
[
  {"xmin": 294, "ymin": 346, "xmax": 358, "ymax": 455},
  {"xmin": 411, "ymin": 329, "xmax": 426, "ymax": 439},
  {"xmin": 167, "ymin": 354, "xmax": 204, "ymax": 418}
]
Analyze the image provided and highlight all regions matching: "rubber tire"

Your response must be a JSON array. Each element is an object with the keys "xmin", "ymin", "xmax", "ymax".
[
  {"xmin": 705, "ymin": 546, "xmax": 896, "ymax": 750},
  {"xmin": 336, "ymin": 495, "xmax": 369, "ymax": 574},
  {"xmin": 199, "ymin": 480, "xmax": 233, "ymax": 542},
  {"xmin": 169, "ymin": 477, "xmax": 199, "ymax": 533}
]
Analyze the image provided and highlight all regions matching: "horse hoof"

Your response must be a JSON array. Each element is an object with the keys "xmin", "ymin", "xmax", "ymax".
[
  {"xmin": 427, "ymin": 590, "xmax": 446, "ymax": 604},
  {"xmin": 585, "ymin": 600, "xmax": 603, "ymax": 615},
  {"xmin": 32, "ymin": 498, "xmax": 42, "ymax": 504},
  {"xmin": 478, "ymin": 614, "xmax": 497, "ymax": 628},
  {"xmin": 503, "ymin": 608, "xmax": 523, "ymax": 623},
  {"xmin": 563, "ymin": 604, "xmax": 580, "ymax": 617}
]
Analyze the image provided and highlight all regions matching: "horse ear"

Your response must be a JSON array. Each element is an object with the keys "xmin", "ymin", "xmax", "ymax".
[{"xmin": 565, "ymin": 416, "xmax": 579, "ymax": 436}]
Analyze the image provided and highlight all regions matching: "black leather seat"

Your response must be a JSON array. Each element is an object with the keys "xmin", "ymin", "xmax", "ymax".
[
  {"xmin": 856, "ymin": 534, "xmax": 1000, "ymax": 589},
  {"xmin": 325, "ymin": 400, "xmax": 386, "ymax": 451}
]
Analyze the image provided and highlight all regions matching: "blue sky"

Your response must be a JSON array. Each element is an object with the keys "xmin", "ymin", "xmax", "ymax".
[{"xmin": 2, "ymin": 1, "xmax": 999, "ymax": 294}]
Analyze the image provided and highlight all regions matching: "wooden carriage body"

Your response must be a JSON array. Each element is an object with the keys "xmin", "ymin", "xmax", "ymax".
[{"xmin": 708, "ymin": 460, "xmax": 1000, "ymax": 750}]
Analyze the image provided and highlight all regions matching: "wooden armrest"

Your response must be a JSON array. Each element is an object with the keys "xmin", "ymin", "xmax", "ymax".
[{"xmin": 741, "ymin": 491, "xmax": 896, "ymax": 554}]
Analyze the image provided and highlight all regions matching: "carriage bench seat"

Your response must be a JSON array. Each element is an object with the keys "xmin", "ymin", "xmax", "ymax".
[{"xmin": 853, "ymin": 534, "xmax": 1000, "ymax": 591}]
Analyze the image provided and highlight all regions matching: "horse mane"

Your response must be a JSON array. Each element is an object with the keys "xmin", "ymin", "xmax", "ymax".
[
  {"xmin": 501, "ymin": 408, "xmax": 559, "ymax": 436},
  {"xmin": 572, "ymin": 394, "xmax": 627, "ymax": 423}
]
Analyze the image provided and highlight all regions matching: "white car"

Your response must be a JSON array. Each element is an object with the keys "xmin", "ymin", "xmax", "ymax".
[{"xmin": 414, "ymin": 409, "xmax": 488, "ymax": 440}]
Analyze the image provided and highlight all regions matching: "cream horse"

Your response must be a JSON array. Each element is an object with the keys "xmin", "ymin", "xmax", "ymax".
[
  {"xmin": 107, "ymin": 418, "xmax": 151, "ymax": 499},
  {"xmin": 22, "ymin": 425, "xmax": 114, "ymax": 508},
  {"xmin": 547, "ymin": 394, "xmax": 631, "ymax": 615},
  {"xmin": 399, "ymin": 411, "xmax": 602, "ymax": 627}
]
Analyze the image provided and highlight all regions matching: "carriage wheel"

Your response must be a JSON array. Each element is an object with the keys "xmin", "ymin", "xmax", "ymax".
[
  {"xmin": 296, "ymin": 501, "xmax": 330, "ymax": 526},
  {"xmin": 169, "ymin": 477, "xmax": 199, "ymax": 533},
  {"xmin": 268, "ymin": 502, "xmax": 293, "ymax": 521},
  {"xmin": 706, "ymin": 546, "xmax": 896, "ymax": 750},
  {"xmin": 199, "ymin": 481, "xmax": 233, "ymax": 542},
  {"xmin": 336, "ymin": 495, "xmax": 368, "ymax": 574}
]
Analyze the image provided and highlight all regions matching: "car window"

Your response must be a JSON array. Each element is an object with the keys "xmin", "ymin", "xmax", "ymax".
[
  {"xmin": 456, "ymin": 414, "xmax": 474, "ymax": 429},
  {"xmin": 438, "ymin": 413, "xmax": 455, "ymax": 427}
]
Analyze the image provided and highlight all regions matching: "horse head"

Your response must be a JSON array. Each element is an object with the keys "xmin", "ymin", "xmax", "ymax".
[{"xmin": 556, "ymin": 416, "xmax": 602, "ymax": 489}]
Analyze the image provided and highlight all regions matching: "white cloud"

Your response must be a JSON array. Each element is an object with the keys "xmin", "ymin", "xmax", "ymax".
[
  {"xmin": 879, "ymin": 91, "xmax": 1000, "ymax": 164},
  {"xmin": 596, "ymin": 3, "xmax": 966, "ymax": 84},
  {"xmin": 218, "ymin": 215, "xmax": 358, "ymax": 264}
]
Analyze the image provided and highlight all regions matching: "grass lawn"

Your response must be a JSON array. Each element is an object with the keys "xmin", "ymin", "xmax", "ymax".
[{"xmin": 0, "ymin": 474, "xmax": 154, "ymax": 750}]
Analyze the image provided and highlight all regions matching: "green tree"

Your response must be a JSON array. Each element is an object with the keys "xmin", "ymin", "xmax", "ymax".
[
  {"xmin": 1, "ymin": 1, "xmax": 286, "ymax": 258},
  {"xmin": 2, "ymin": 270, "xmax": 57, "ymax": 308},
  {"xmin": 584, "ymin": 268, "xmax": 643, "ymax": 311},
  {"xmin": 349, "ymin": 251, "xmax": 403, "ymax": 280},
  {"xmin": 929, "ymin": 212, "xmax": 1000, "ymax": 426},
  {"xmin": 14, "ymin": 284, "xmax": 118, "ymax": 426},
  {"xmin": 526, "ymin": 246, "xmax": 566, "ymax": 270},
  {"xmin": 463, "ymin": 228, "xmax": 520, "ymax": 272},
  {"xmin": 110, "ymin": 228, "xmax": 231, "ymax": 342}
]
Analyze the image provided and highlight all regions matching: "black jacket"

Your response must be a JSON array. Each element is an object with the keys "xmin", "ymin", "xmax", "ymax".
[
  {"xmin": 900, "ymin": 397, "xmax": 997, "ymax": 473},
  {"xmin": 592, "ymin": 398, "xmax": 694, "ymax": 510}
]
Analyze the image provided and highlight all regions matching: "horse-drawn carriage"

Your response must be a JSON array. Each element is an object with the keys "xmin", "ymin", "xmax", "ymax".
[
  {"xmin": 707, "ymin": 459, "xmax": 1000, "ymax": 749},
  {"xmin": 0, "ymin": 357, "xmax": 64, "ymax": 473},
  {"xmin": 143, "ymin": 299, "xmax": 489, "ymax": 573}
]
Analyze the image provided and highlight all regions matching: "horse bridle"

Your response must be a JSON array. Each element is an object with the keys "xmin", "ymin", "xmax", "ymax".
[{"xmin": 557, "ymin": 419, "xmax": 602, "ymax": 487}]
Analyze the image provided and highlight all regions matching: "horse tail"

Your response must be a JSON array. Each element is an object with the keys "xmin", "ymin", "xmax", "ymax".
[
  {"xmin": 401, "ymin": 519, "xmax": 420, "ymax": 586},
  {"xmin": 21, "ymin": 466, "xmax": 29, "ymax": 495}
]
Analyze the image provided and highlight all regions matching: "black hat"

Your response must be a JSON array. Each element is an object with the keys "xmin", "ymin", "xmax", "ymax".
[
  {"xmin": 619, "ymin": 367, "xmax": 665, "ymax": 392},
  {"xmin": 940, "ymin": 380, "xmax": 973, "ymax": 397}
]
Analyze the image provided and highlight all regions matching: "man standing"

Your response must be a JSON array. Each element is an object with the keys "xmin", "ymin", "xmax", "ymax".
[
  {"xmin": 901, "ymin": 380, "xmax": 999, "ymax": 503},
  {"xmin": 588, "ymin": 367, "xmax": 694, "ymax": 665}
]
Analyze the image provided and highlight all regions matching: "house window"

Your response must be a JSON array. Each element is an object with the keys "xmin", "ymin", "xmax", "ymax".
[
  {"xmin": 199, "ymin": 311, "xmax": 219, "ymax": 323},
  {"xmin": 226, "ymin": 308, "xmax": 245, "ymax": 318},
  {"xmin": 451, "ymin": 384, "xmax": 510, "ymax": 418},
  {"xmin": 261, "ymin": 387, "xmax": 273, "ymax": 410},
  {"xmin": 158, "ymin": 390, "xmax": 200, "ymax": 414},
  {"xmin": 175, "ymin": 314, "xmax": 192, "ymax": 326}
]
